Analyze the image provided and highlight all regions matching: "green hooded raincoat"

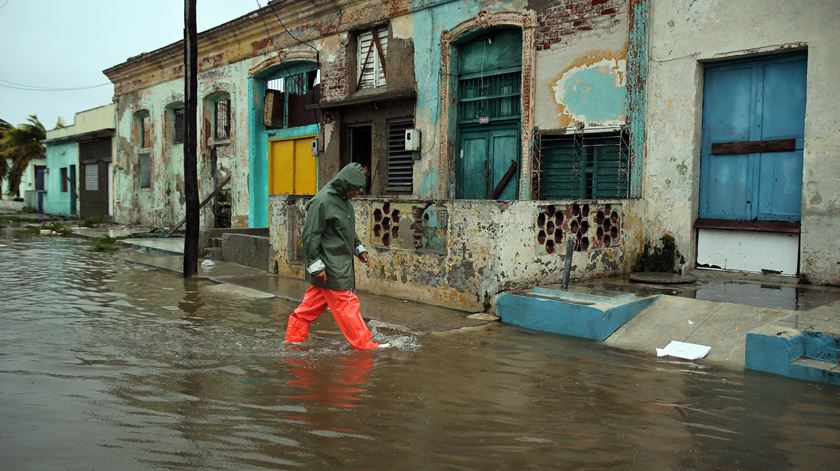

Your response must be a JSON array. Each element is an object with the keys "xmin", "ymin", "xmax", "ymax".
[{"xmin": 302, "ymin": 163, "xmax": 367, "ymax": 291}]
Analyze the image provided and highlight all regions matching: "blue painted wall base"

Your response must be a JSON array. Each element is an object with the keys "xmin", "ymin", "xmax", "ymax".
[
  {"xmin": 746, "ymin": 325, "xmax": 840, "ymax": 386},
  {"xmin": 496, "ymin": 288, "xmax": 658, "ymax": 341}
]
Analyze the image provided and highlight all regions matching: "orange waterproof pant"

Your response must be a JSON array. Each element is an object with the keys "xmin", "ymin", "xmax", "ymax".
[{"xmin": 284, "ymin": 286, "xmax": 380, "ymax": 351}]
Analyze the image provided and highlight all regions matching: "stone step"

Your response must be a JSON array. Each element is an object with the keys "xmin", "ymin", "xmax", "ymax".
[
  {"xmin": 746, "ymin": 325, "xmax": 840, "ymax": 386},
  {"xmin": 496, "ymin": 289, "xmax": 659, "ymax": 341},
  {"xmin": 207, "ymin": 237, "xmax": 222, "ymax": 248}
]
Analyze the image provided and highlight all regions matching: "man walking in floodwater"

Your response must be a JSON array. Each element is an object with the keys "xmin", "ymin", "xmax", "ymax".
[{"xmin": 284, "ymin": 162, "xmax": 388, "ymax": 350}]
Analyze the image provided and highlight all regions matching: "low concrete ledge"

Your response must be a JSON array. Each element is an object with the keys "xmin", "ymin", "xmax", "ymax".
[
  {"xmin": 220, "ymin": 233, "xmax": 271, "ymax": 271},
  {"xmin": 199, "ymin": 227, "xmax": 269, "ymax": 253},
  {"xmin": 746, "ymin": 325, "xmax": 840, "ymax": 386},
  {"xmin": 496, "ymin": 288, "xmax": 659, "ymax": 341}
]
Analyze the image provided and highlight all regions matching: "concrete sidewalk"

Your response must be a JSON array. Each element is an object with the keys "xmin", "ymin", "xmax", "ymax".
[
  {"xmin": 589, "ymin": 277, "xmax": 840, "ymax": 370},
  {"xmin": 122, "ymin": 251, "xmax": 495, "ymax": 335}
]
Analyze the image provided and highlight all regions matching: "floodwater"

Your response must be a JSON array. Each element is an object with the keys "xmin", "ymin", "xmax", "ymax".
[{"xmin": 1, "ymin": 229, "xmax": 839, "ymax": 470}]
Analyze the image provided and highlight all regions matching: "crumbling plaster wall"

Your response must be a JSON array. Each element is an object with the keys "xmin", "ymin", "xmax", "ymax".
[
  {"xmin": 270, "ymin": 196, "xmax": 629, "ymax": 311},
  {"xmin": 533, "ymin": 0, "xmax": 629, "ymax": 131},
  {"xmin": 113, "ymin": 62, "xmax": 252, "ymax": 229},
  {"xmin": 645, "ymin": 0, "xmax": 840, "ymax": 284}
]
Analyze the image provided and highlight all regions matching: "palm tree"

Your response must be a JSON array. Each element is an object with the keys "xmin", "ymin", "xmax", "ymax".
[{"xmin": 0, "ymin": 115, "xmax": 46, "ymax": 199}]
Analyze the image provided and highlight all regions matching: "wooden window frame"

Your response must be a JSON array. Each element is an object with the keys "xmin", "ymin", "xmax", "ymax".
[{"xmin": 356, "ymin": 25, "xmax": 388, "ymax": 90}]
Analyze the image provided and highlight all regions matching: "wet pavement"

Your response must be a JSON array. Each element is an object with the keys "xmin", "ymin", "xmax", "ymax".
[
  {"xmin": 2, "ymin": 229, "xmax": 840, "ymax": 470},
  {"xmin": 568, "ymin": 271, "xmax": 840, "ymax": 312}
]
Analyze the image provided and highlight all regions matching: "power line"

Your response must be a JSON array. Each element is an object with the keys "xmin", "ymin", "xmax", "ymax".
[
  {"xmin": 0, "ymin": 0, "xmax": 11, "ymax": 12},
  {"xmin": 267, "ymin": 0, "xmax": 319, "ymax": 55},
  {"xmin": 0, "ymin": 78, "xmax": 111, "ymax": 92}
]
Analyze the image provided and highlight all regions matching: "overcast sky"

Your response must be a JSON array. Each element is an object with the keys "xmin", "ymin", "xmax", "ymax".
[{"xmin": 0, "ymin": 0, "xmax": 258, "ymax": 128}]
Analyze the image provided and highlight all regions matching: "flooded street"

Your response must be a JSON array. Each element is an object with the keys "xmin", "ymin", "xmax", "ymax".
[{"xmin": 1, "ymin": 229, "xmax": 839, "ymax": 470}]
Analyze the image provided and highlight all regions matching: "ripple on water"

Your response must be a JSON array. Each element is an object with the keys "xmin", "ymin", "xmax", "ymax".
[{"xmin": 2, "ymin": 233, "xmax": 840, "ymax": 470}]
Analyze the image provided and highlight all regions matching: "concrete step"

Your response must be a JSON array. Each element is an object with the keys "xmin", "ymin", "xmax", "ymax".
[
  {"xmin": 207, "ymin": 237, "xmax": 222, "ymax": 248},
  {"xmin": 496, "ymin": 287, "xmax": 659, "ymax": 341},
  {"xmin": 746, "ymin": 325, "xmax": 840, "ymax": 386},
  {"xmin": 220, "ymin": 233, "xmax": 270, "ymax": 271}
]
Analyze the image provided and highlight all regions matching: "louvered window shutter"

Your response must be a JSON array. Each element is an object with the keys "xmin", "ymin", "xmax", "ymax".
[{"xmin": 357, "ymin": 26, "xmax": 388, "ymax": 89}]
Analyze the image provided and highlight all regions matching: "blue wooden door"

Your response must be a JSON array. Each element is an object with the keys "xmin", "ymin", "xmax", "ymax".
[{"xmin": 700, "ymin": 53, "xmax": 806, "ymax": 221}]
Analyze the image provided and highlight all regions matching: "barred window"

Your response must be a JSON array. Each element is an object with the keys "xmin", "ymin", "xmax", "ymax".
[
  {"xmin": 264, "ymin": 69, "xmax": 319, "ymax": 129},
  {"xmin": 387, "ymin": 118, "xmax": 414, "ymax": 191},
  {"xmin": 458, "ymin": 71, "xmax": 521, "ymax": 124},
  {"xmin": 539, "ymin": 130, "xmax": 630, "ymax": 200},
  {"xmin": 173, "ymin": 107, "xmax": 185, "ymax": 145},
  {"xmin": 214, "ymin": 99, "xmax": 231, "ymax": 140}
]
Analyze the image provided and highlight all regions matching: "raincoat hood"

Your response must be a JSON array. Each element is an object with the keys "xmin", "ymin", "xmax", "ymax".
[{"xmin": 328, "ymin": 163, "xmax": 367, "ymax": 196}]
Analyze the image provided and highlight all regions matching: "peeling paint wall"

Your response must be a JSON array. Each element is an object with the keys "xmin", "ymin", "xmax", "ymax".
[
  {"xmin": 533, "ymin": 3, "xmax": 628, "ymax": 131},
  {"xmin": 645, "ymin": 0, "xmax": 840, "ymax": 285},
  {"xmin": 271, "ymin": 196, "xmax": 637, "ymax": 311},
  {"xmin": 112, "ymin": 62, "xmax": 252, "ymax": 228}
]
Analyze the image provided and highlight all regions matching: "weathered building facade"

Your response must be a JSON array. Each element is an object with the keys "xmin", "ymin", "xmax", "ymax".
[
  {"xmin": 103, "ymin": 0, "xmax": 840, "ymax": 311},
  {"xmin": 644, "ymin": 0, "xmax": 840, "ymax": 286}
]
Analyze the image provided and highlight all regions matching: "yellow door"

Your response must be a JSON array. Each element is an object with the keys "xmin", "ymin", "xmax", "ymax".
[
  {"xmin": 268, "ymin": 136, "xmax": 317, "ymax": 196},
  {"xmin": 294, "ymin": 138, "xmax": 317, "ymax": 195}
]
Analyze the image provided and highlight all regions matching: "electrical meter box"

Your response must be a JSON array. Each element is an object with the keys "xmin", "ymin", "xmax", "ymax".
[{"xmin": 404, "ymin": 129, "xmax": 421, "ymax": 151}]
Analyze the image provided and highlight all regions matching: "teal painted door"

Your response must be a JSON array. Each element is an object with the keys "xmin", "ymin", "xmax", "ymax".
[
  {"xmin": 458, "ymin": 125, "xmax": 520, "ymax": 200},
  {"xmin": 700, "ymin": 53, "xmax": 806, "ymax": 221}
]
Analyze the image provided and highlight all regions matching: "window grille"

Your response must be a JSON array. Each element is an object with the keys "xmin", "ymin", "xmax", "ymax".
[
  {"xmin": 387, "ymin": 119, "xmax": 414, "ymax": 191},
  {"xmin": 539, "ymin": 129, "xmax": 630, "ymax": 200},
  {"xmin": 457, "ymin": 71, "xmax": 520, "ymax": 124},
  {"xmin": 264, "ymin": 70, "xmax": 319, "ymax": 129},
  {"xmin": 84, "ymin": 163, "xmax": 99, "ymax": 191},
  {"xmin": 214, "ymin": 99, "xmax": 231, "ymax": 140},
  {"xmin": 173, "ymin": 108, "xmax": 185, "ymax": 145},
  {"xmin": 357, "ymin": 26, "xmax": 388, "ymax": 89}
]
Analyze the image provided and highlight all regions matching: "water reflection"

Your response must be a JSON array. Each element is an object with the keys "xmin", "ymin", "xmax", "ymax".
[{"xmin": 285, "ymin": 353, "xmax": 374, "ymax": 409}]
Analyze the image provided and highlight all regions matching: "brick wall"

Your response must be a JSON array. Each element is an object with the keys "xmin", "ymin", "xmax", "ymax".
[
  {"xmin": 321, "ymin": 38, "xmax": 349, "ymax": 102},
  {"xmin": 536, "ymin": 0, "xmax": 626, "ymax": 50}
]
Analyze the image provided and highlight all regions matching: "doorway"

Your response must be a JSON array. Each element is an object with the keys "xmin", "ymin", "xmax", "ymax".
[
  {"xmin": 454, "ymin": 29, "xmax": 522, "ymax": 200},
  {"xmin": 346, "ymin": 125, "xmax": 372, "ymax": 192},
  {"xmin": 696, "ymin": 52, "xmax": 806, "ymax": 275},
  {"xmin": 268, "ymin": 135, "xmax": 317, "ymax": 196}
]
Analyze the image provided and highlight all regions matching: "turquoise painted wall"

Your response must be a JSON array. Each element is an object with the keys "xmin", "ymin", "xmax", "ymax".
[
  {"xmin": 412, "ymin": 0, "xmax": 483, "ymax": 197},
  {"xmin": 249, "ymin": 62, "xmax": 320, "ymax": 227},
  {"xmin": 45, "ymin": 141, "xmax": 78, "ymax": 216}
]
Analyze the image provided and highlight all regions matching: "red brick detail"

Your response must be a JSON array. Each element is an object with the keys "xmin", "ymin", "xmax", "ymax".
[
  {"xmin": 320, "ymin": 42, "xmax": 349, "ymax": 102},
  {"xmin": 535, "ymin": 0, "xmax": 626, "ymax": 51}
]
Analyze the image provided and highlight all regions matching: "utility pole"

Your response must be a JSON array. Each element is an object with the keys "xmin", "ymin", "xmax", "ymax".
[{"xmin": 183, "ymin": 0, "xmax": 199, "ymax": 277}]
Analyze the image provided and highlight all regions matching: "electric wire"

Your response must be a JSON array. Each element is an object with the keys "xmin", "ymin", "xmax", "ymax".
[
  {"xmin": 267, "ymin": 0, "xmax": 319, "ymax": 55},
  {"xmin": 0, "ymin": 78, "xmax": 111, "ymax": 92}
]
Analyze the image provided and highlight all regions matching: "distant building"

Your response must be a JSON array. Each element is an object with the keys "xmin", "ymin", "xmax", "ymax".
[{"xmin": 42, "ymin": 104, "xmax": 115, "ymax": 219}]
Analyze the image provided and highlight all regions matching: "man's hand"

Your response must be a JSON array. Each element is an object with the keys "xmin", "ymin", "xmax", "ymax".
[
  {"xmin": 359, "ymin": 252, "xmax": 370, "ymax": 265},
  {"xmin": 313, "ymin": 271, "xmax": 328, "ymax": 282}
]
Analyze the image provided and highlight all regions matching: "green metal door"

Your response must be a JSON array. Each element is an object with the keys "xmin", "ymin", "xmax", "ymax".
[{"xmin": 458, "ymin": 125, "xmax": 520, "ymax": 200}]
